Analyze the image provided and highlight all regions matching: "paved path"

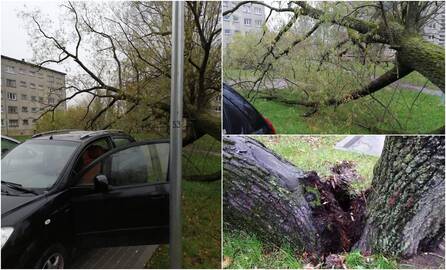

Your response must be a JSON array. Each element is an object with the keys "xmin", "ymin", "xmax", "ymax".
[
  {"xmin": 69, "ymin": 245, "xmax": 157, "ymax": 269},
  {"xmin": 335, "ymin": 136, "xmax": 385, "ymax": 156}
]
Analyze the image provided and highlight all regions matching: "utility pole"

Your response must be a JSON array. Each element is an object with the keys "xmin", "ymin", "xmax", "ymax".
[{"xmin": 169, "ymin": 1, "xmax": 184, "ymax": 269}]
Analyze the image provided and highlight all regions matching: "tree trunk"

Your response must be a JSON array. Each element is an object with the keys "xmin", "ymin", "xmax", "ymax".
[
  {"xmin": 396, "ymin": 34, "xmax": 445, "ymax": 91},
  {"xmin": 223, "ymin": 136, "xmax": 366, "ymax": 255},
  {"xmin": 193, "ymin": 110, "xmax": 221, "ymax": 141},
  {"xmin": 355, "ymin": 136, "xmax": 445, "ymax": 258}
]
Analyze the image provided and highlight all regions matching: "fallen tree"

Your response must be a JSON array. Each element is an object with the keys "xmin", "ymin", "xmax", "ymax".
[
  {"xmin": 225, "ymin": 1, "xmax": 445, "ymax": 132},
  {"xmin": 223, "ymin": 135, "xmax": 445, "ymax": 259},
  {"xmin": 223, "ymin": 136, "xmax": 367, "ymax": 255}
]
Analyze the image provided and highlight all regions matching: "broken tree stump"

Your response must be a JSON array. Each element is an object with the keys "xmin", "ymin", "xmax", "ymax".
[{"xmin": 223, "ymin": 136, "xmax": 366, "ymax": 255}]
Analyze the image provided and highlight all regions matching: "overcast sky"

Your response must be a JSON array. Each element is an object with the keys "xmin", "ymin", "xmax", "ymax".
[{"xmin": 1, "ymin": 0, "xmax": 65, "ymax": 73}]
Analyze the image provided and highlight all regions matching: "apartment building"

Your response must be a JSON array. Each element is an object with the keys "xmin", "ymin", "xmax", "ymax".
[
  {"xmin": 423, "ymin": 12, "xmax": 445, "ymax": 47},
  {"xmin": 1, "ymin": 55, "xmax": 66, "ymax": 135},
  {"xmin": 222, "ymin": 1, "xmax": 265, "ymax": 46}
]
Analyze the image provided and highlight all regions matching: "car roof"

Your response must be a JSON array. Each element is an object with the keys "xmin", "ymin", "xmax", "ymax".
[
  {"xmin": 31, "ymin": 129, "xmax": 130, "ymax": 142},
  {"xmin": 223, "ymin": 83, "xmax": 268, "ymax": 133},
  {"xmin": 1, "ymin": 135, "xmax": 21, "ymax": 144}
]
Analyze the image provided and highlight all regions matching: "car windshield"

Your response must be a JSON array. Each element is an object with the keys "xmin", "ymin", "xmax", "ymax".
[{"xmin": 1, "ymin": 140, "xmax": 79, "ymax": 189}]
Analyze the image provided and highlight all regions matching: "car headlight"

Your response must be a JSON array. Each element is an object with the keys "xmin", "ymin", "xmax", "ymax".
[{"xmin": 1, "ymin": 227, "xmax": 14, "ymax": 248}]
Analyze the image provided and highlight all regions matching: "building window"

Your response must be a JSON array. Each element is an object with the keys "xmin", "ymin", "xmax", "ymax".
[
  {"xmin": 5, "ymin": 66, "xmax": 16, "ymax": 74},
  {"xmin": 21, "ymin": 94, "xmax": 27, "ymax": 100},
  {"xmin": 31, "ymin": 96, "xmax": 37, "ymax": 102},
  {"xmin": 18, "ymin": 68, "xmax": 26, "ymax": 74},
  {"xmin": 38, "ymin": 84, "xmax": 44, "ymax": 89},
  {"xmin": 23, "ymin": 119, "xmax": 29, "ymax": 126},
  {"xmin": 246, "ymin": 6, "xmax": 251, "ymax": 13},
  {"xmin": 6, "ymin": 79, "xmax": 16, "ymax": 88},
  {"xmin": 22, "ymin": 106, "xmax": 28, "ymax": 113},
  {"xmin": 30, "ymin": 83, "xmax": 36, "ymax": 89},
  {"xmin": 48, "ymin": 97, "xmax": 55, "ymax": 105},
  {"xmin": 39, "ymin": 97, "xmax": 44, "ymax": 102},
  {"xmin": 33, "ymin": 119, "xmax": 37, "ymax": 123},
  {"xmin": 20, "ymin": 81, "xmax": 27, "ymax": 88},
  {"xmin": 29, "ymin": 70, "xmax": 36, "ymax": 77},
  {"xmin": 1, "ymin": 119, "xmax": 4, "ymax": 127},
  {"xmin": 255, "ymin": 20, "xmax": 262, "ymax": 26},
  {"xmin": 47, "ymin": 74, "xmax": 54, "ymax": 84},
  {"xmin": 8, "ymin": 92, "xmax": 17, "ymax": 100},
  {"xmin": 244, "ymin": 18, "xmax": 252, "ymax": 25},
  {"xmin": 254, "ymin": 7, "xmax": 262, "ymax": 15},
  {"xmin": 9, "ymin": 120, "xmax": 19, "ymax": 127},
  {"xmin": 32, "ymin": 107, "xmax": 37, "ymax": 112},
  {"xmin": 233, "ymin": 15, "xmax": 239, "ymax": 23},
  {"xmin": 8, "ymin": 106, "xmax": 18, "ymax": 114},
  {"xmin": 223, "ymin": 15, "xmax": 230, "ymax": 21},
  {"xmin": 224, "ymin": 29, "xmax": 231, "ymax": 35}
]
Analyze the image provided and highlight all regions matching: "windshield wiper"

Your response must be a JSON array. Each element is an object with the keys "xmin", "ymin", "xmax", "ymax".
[{"xmin": 1, "ymin": 180, "xmax": 39, "ymax": 195}]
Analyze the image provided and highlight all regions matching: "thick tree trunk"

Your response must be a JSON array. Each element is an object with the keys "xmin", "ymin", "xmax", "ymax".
[
  {"xmin": 355, "ymin": 136, "xmax": 445, "ymax": 258},
  {"xmin": 223, "ymin": 136, "xmax": 366, "ymax": 255},
  {"xmin": 193, "ymin": 110, "xmax": 221, "ymax": 141},
  {"xmin": 396, "ymin": 35, "xmax": 445, "ymax": 91}
]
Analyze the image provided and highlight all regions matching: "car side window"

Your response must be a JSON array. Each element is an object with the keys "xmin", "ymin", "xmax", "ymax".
[
  {"xmin": 112, "ymin": 137, "xmax": 133, "ymax": 147},
  {"xmin": 74, "ymin": 138, "xmax": 112, "ymax": 185},
  {"xmin": 78, "ymin": 142, "xmax": 169, "ymax": 187}
]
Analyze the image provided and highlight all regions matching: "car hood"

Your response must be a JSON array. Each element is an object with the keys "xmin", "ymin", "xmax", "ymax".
[{"xmin": 1, "ymin": 194, "xmax": 43, "ymax": 216}]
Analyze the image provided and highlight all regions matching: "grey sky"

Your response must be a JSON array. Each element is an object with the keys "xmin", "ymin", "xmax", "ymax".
[{"xmin": 1, "ymin": 0, "xmax": 65, "ymax": 73}]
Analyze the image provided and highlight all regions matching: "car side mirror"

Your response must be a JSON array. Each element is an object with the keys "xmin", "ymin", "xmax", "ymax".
[{"xmin": 94, "ymin": 174, "xmax": 109, "ymax": 192}]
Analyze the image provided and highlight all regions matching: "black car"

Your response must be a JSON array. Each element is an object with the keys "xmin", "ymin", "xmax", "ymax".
[
  {"xmin": 1, "ymin": 130, "xmax": 170, "ymax": 268},
  {"xmin": 223, "ymin": 83, "xmax": 276, "ymax": 134}
]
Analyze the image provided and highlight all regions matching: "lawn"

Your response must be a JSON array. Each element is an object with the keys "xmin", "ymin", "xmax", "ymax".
[
  {"xmin": 223, "ymin": 136, "xmax": 399, "ymax": 268},
  {"xmin": 147, "ymin": 179, "xmax": 221, "ymax": 269},
  {"xmin": 146, "ymin": 135, "xmax": 221, "ymax": 269},
  {"xmin": 239, "ymin": 87, "xmax": 444, "ymax": 134}
]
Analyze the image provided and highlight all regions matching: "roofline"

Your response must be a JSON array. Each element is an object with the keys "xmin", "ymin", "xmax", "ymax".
[
  {"xmin": 32, "ymin": 129, "xmax": 126, "ymax": 140},
  {"xmin": 1, "ymin": 55, "xmax": 67, "ymax": 76}
]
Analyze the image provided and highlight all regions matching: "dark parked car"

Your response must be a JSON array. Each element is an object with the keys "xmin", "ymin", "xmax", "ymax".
[
  {"xmin": 1, "ymin": 135, "xmax": 21, "ymax": 156},
  {"xmin": 223, "ymin": 83, "xmax": 276, "ymax": 134},
  {"xmin": 1, "ymin": 130, "xmax": 170, "ymax": 268}
]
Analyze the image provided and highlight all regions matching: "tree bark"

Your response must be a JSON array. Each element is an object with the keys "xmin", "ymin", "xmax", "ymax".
[
  {"xmin": 193, "ymin": 110, "xmax": 221, "ymax": 141},
  {"xmin": 396, "ymin": 35, "xmax": 445, "ymax": 91},
  {"xmin": 355, "ymin": 136, "xmax": 445, "ymax": 258},
  {"xmin": 223, "ymin": 136, "xmax": 366, "ymax": 255}
]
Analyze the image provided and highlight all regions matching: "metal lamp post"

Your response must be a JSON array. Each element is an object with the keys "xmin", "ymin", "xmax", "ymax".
[{"xmin": 169, "ymin": 1, "xmax": 184, "ymax": 269}]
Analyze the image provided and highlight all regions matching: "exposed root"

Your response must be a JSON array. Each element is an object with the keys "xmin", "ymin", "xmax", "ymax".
[{"xmin": 301, "ymin": 161, "xmax": 368, "ymax": 255}]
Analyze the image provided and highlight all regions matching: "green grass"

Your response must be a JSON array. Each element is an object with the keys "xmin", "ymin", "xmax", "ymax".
[
  {"xmin": 401, "ymin": 71, "xmax": 438, "ymax": 89},
  {"xmin": 241, "ymin": 88, "xmax": 444, "ymax": 134},
  {"xmin": 9, "ymin": 135, "xmax": 31, "ymax": 142},
  {"xmin": 255, "ymin": 136, "xmax": 378, "ymax": 191},
  {"xmin": 223, "ymin": 230, "xmax": 302, "ymax": 269},
  {"xmin": 147, "ymin": 135, "xmax": 221, "ymax": 268},
  {"xmin": 224, "ymin": 137, "xmax": 382, "ymax": 268},
  {"xmin": 345, "ymin": 250, "xmax": 398, "ymax": 269},
  {"xmin": 147, "ymin": 180, "xmax": 221, "ymax": 269}
]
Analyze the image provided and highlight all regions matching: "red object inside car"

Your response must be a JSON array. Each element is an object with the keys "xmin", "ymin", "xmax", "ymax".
[{"xmin": 262, "ymin": 116, "xmax": 276, "ymax": 134}]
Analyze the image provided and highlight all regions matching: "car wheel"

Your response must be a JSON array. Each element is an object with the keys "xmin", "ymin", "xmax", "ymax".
[{"xmin": 35, "ymin": 244, "xmax": 67, "ymax": 269}]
